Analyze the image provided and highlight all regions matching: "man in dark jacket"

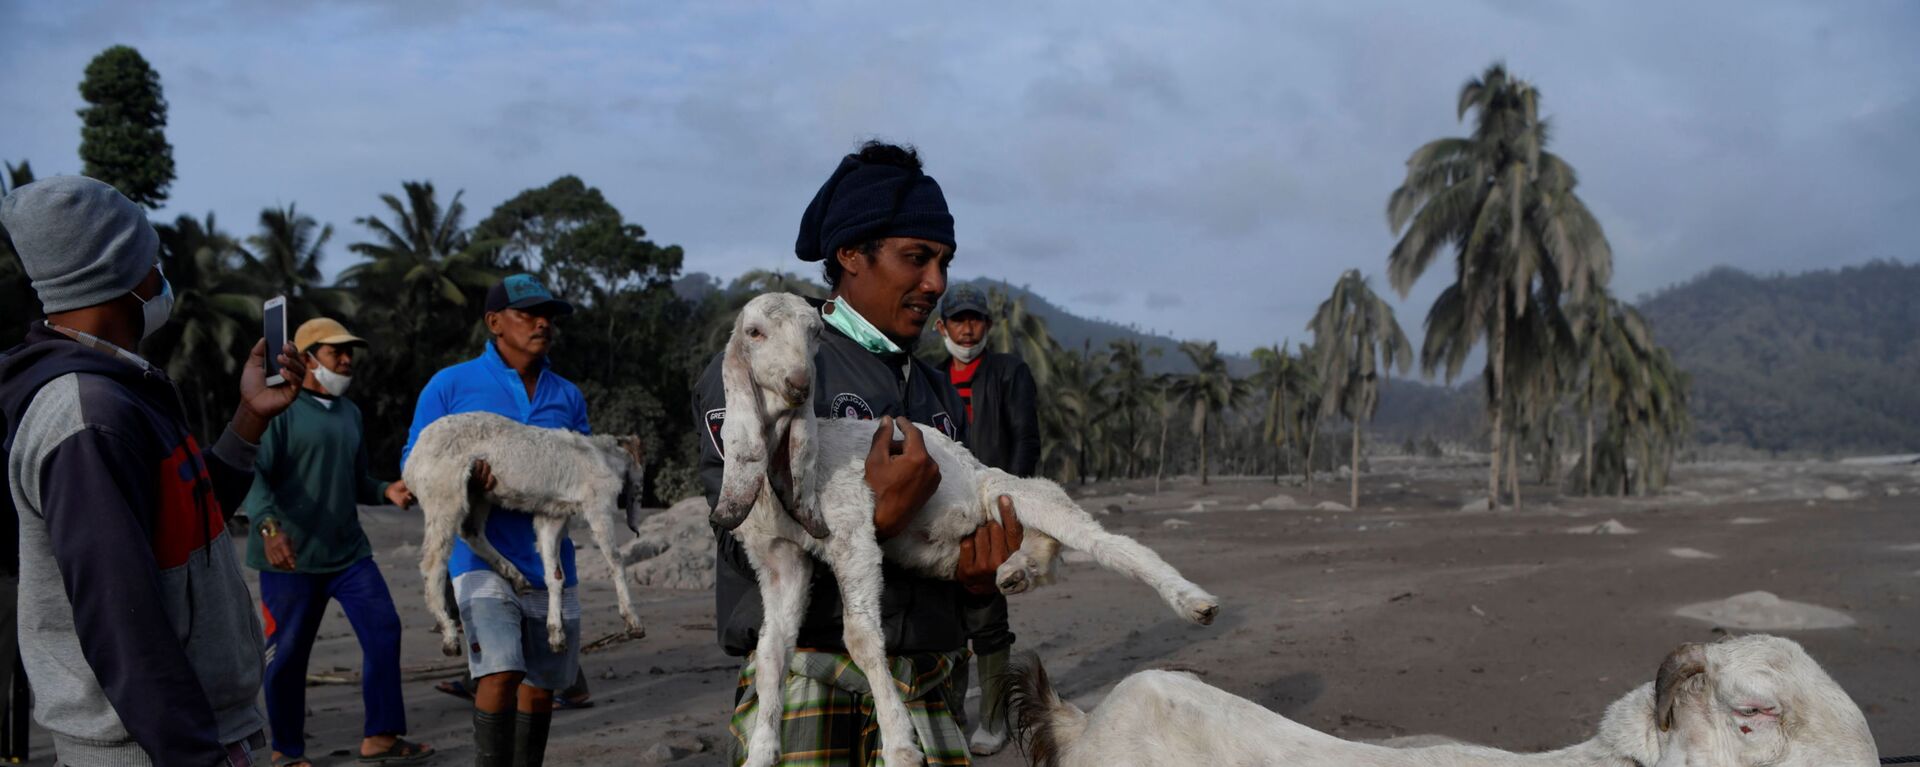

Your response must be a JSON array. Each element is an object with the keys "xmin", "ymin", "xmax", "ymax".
[
  {"xmin": 695, "ymin": 141, "xmax": 1022, "ymax": 766},
  {"xmin": 0, "ymin": 176, "xmax": 306, "ymax": 766},
  {"xmin": 934, "ymin": 284, "xmax": 1040, "ymax": 755}
]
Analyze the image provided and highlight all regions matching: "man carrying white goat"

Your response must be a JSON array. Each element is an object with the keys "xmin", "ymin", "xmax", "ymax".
[
  {"xmin": 694, "ymin": 141, "xmax": 1024, "ymax": 766},
  {"xmin": 403, "ymin": 273, "xmax": 588, "ymax": 767}
]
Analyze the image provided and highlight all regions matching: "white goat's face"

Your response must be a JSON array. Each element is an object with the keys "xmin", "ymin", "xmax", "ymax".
[
  {"xmin": 614, "ymin": 435, "xmax": 647, "ymax": 517},
  {"xmin": 734, "ymin": 293, "xmax": 823, "ymax": 408},
  {"xmin": 1652, "ymin": 636, "xmax": 1876, "ymax": 767}
]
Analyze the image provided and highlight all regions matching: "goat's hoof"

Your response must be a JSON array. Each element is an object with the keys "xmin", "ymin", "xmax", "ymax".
[
  {"xmin": 995, "ymin": 554, "xmax": 1038, "ymax": 595},
  {"xmin": 1181, "ymin": 596, "xmax": 1221, "ymax": 626},
  {"xmin": 441, "ymin": 639, "xmax": 462, "ymax": 657}
]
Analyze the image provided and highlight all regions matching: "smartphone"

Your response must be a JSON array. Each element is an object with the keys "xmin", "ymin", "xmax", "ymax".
[{"xmin": 263, "ymin": 296, "xmax": 288, "ymax": 387}]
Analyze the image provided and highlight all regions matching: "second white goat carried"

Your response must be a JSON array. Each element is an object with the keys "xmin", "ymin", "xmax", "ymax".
[
  {"xmin": 404, "ymin": 411, "xmax": 647, "ymax": 655},
  {"xmin": 712, "ymin": 293, "xmax": 1222, "ymax": 767}
]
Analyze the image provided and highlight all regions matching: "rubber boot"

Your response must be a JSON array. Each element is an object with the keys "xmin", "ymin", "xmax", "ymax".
[
  {"xmin": 512, "ymin": 710, "xmax": 552, "ymax": 767},
  {"xmin": 473, "ymin": 710, "xmax": 514, "ymax": 767},
  {"xmin": 968, "ymin": 648, "xmax": 1011, "ymax": 756}
]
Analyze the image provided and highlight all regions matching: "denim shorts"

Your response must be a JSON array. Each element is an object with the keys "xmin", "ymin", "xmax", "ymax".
[{"xmin": 453, "ymin": 570, "xmax": 581, "ymax": 690}]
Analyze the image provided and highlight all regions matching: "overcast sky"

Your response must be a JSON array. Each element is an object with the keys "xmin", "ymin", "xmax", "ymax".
[{"xmin": 4, "ymin": 0, "xmax": 1914, "ymax": 358}]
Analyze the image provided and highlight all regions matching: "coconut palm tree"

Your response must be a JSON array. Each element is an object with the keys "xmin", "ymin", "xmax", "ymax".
[
  {"xmin": 1309, "ymin": 270, "xmax": 1412, "ymax": 509},
  {"xmin": 1102, "ymin": 339, "xmax": 1159, "ymax": 479},
  {"xmin": 1385, "ymin": 62, "xmax": 1612, "ymax": 511},
  {"xmin": 981, "ymin": 287, "xmax": 1060, "ymax": 385},
  {"xmin": 1251, "ymin": 341, "xmax": 1312, "ymax": 483},
  {"xmin": 241, "ymin": 203, "xmax": 353, "ymax": 322},
  {"xmin": 1166, "ymin": 340, "xmax": 1247, "ymax": 485},
  {"xmin": 1040, "ymin": 340, "xmax": 1108, "ymax": 484},
  {"xmin": 341, "ymin": 181, "xmax": 497, "ymax": 338},
  {"xmin": 150, "ymin": 213, "xmax": 259, "ymax": 439}
]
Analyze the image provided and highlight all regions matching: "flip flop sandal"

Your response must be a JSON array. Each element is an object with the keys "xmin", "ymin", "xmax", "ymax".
[
  {"xmin": 554, "ymin": 695, "xmax": 595, "ymax": 710},
  {"xmin": 273, "ymin": 758, "xmax": 314, "ymax": 767},
  {"xmin": 358, "ymin": 738, "xmax": 435, "ymax": 764},
  {"xmin": 432, "ymin": 679, "xmax": 472, "ymax": 700}
]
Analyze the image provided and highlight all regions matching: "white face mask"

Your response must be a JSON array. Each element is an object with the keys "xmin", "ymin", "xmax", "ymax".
[
  {"xmin": 311, "ymin": 358, "xmax": 353, "ymax": 396},
  {"xmin": 943, "ymin": 335, "xmax": 984, "ymax": 364},
  {"xmin": 138, "ymin": 274, "xmax": 174, "ymax": 341}
]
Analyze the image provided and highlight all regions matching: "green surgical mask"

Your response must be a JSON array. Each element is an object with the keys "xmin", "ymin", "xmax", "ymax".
[{"xmin": 823, "ymin": 297, "xmax": 904, "ymax": 355}]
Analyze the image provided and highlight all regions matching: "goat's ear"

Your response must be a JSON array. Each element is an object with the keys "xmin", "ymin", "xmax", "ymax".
[
  {"xmin": 618, "ymin": 435, "xmax": 645, "ymax": 467},
  {"xmin": 1654, "ymin": 642, "xmax": 1708, "ymax": 732},
  {"xmin": 714, "ymin": 329, "xmax": 770, "ymax": 530},
  {"xmin": 783, "ymin": 411, "xmax": 829, "ymax": 538}
]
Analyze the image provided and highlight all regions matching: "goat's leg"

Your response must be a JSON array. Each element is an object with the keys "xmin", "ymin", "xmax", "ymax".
[
  {"xmin": 532, "ymin": 515, "xmax": 570, "ymax": 652},
  {"xmin": 581, "ymin": 501, "xmax": 642, "ymax": 638},
  {"xmin": 462, "ymin": 500, "xmax": 535, "ymax": 594},
  {"xmin": 416, "ymin": 493, "xmax": 465, "ymax": 656},
  {"xmin": 739, "ymin": 535, "xmax": 812, "ymax": 767},
  {"xmin": 826, "ymin": 532, "xmax": 924, "ymax": 767},
  {"xmin": 987, "ymin": 475, "xmax": 1220, "ymax": 625}
]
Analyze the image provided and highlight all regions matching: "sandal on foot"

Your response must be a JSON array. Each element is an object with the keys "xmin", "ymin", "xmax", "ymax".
[
  {"xmin": 554, "ymin": 695, "xmax": 595, "ymax": 710},
  {"xmin": 432, "ymin": 679, "xmax": 471, "ymax": 700},
  {"xmin": 358, "ymin": 738, "xmax": 435, "ymax": 764}
]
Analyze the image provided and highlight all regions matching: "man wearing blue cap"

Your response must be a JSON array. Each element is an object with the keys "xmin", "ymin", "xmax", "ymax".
[
  {"xmin": 694, "ymin": 141, "xmax": 1024, "ymax": 766},
  {"xmin": 0, "ymin": 176, "xmax": 307, "ymax": 766},
  {"xmin": 403, "ymin": 274, "xmax": 587, "ymax": 767}
]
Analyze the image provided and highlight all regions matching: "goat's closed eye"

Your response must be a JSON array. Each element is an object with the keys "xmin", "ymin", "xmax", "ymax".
[
  {"xmin": 747, "ymin": 326, "xmax": 765, "ymax": 340},
  {"xmin": 1733, "ymin": 704, "xmax": 1779, "ymax": 718}
]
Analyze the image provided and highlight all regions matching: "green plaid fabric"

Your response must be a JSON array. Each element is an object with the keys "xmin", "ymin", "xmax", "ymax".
[{"xmin": 729, "ymin": 649, "xmax": 972, "ymax": 766}]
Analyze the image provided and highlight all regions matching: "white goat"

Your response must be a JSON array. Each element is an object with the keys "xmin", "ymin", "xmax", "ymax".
[
  {"xmin": 712, "ymin": 293, "xmax": 1221, "ymax": 767},
  {"xmin": 404, "ymin": 411, "xmax": 647, "ymax": 654},
  {"xmin": 1004, "ymin": 634, "xmax": 1878, "ymax": 767}
]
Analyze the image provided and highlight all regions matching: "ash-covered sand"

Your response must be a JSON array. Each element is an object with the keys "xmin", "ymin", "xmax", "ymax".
[{"xmin": 13, "ymin": 457, "xmax": 1919, "ymax": 764}]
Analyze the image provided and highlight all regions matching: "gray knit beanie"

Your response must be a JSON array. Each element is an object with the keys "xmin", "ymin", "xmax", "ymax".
[{"xmin": 0, "ymin": 175, "xmax": 159, "ymax": 314}]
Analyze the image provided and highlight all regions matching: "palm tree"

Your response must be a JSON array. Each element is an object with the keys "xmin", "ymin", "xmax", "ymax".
[
  {"xmin": 1101, "ymin": 339, "xmax": 1159, "ymax": 479},
  {"xmin": 150, "ymin": 213, "xmax": 259, "ymax": 440},
  {"xmin": 1292, "ymin": 340, "xmax": 1326, "ymax": 492},
  {"xmin": 341, "ymin": 180, "xmax": 497, "ymax": 338},
  {"xmin": 981, "ymin": 287, "xmax": 1060, "ymax": 385},
  {"xmin": 1251, "ymin": 342, "xmax": 1311, "ymax": 483},
  {"xmin": 341, "ymin": 181, "xmax": 500, "ymax": 465},
  {"xmin": 1309, "ymin": 270, "xmax": 1412, "ymax": 509},
  {"xmin": 1385, "ymin": 62, "xmax": 1612, "ymax": 510},
  {"xmin": 241, "ymin": 203, "xmax": 353, "ymax": 322},
  {"xmin": 1040, "ymin": 341, "xmax": 1108, "ymax": 484},
  {"xmin": 1165, "ymin": 340, "xmax": 1247, "ymax": 485}
]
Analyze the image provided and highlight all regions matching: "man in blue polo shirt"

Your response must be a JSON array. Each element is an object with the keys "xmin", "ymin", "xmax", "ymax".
[{"xmin": 403, "ymin": 273, "xmax": 587, "ymax": 767}]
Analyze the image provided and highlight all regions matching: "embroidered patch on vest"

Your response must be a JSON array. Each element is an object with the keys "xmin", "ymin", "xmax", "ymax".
[
  {"xmin": 831, "ymin": 393, "xmax": 874, "ymax": 420},
  {"xmin": 704, "ymin": 408, "xmax": 726, "ymax": 456},
  {"xmin": 932, "ymin": 411, "xmax": 958, "ymax": 440}
]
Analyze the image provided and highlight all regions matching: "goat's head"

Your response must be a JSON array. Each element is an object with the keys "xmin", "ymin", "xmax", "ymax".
[
  {"xmin": 612, "ymin": 434, "xmax": 647, "ymax": 525},
  {"xmin": 713, "ymin": 293, "xmax": 830, "ymax": 537},
  {"xmin": 726, "ymin": 293, "xmax": 822, "ymax": 411},
  {"xmin": 1641, "ymin": 635, "xmax": 1876, "ymax": 767}
]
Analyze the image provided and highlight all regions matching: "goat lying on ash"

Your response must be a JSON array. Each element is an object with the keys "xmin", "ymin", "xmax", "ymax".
[
  {"xmin": 1005, "ymin": 634, "xmax": 1878, "ymax": 767},
  {"xmin": 712, "ymin": 293, "xmax": 1221, "ymax": 767},
  {"xmin": 404, "ymin": 411, "xmax": 647, "ymax": 655}
]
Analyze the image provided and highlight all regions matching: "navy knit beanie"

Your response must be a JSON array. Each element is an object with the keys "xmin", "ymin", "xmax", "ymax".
[{"xmin": 794, "ymin": 153, "xmax": 956, "ymax": 263}]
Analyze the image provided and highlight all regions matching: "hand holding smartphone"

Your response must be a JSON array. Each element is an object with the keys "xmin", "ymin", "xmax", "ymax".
[{"xmin": 263, "ymin": 296, "xmax": 288, "ymax": 387}]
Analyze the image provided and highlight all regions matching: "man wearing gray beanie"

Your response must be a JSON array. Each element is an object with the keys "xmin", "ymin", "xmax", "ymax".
[{"xmin": 0, "ymin": 175, "xmax": 309, "ymax": 766}]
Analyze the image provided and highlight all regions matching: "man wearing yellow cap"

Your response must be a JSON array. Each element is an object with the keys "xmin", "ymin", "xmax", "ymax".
[{"xmin": 244, "ymin": 318, "xmax": 432, "ymax": 766}]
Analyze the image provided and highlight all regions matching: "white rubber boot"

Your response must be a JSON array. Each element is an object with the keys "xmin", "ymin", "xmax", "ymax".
[{"xmin": 968, "ymin": 648, "xmax": 1011, "ymax": 756}]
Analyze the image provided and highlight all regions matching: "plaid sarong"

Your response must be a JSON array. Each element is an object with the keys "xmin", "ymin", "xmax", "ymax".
[{"xmin": 729, "ymin": 650, "xmax": 972, "ymax": 766}]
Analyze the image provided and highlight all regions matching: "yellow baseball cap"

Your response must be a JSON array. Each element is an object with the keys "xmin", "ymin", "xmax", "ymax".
[{"xmin": 294, "ymin": 317, "xmax": 366, "ymax": 354}]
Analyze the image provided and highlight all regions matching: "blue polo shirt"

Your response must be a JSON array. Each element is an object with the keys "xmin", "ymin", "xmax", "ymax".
[{"xmin": 403, "ymin": 342, "xmax": 589, "ymax": 589}]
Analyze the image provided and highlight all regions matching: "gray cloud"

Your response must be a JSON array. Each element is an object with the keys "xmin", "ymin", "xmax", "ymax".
[{"xmin": 4, "ymin": 0, "xmax": 1914, "ymax": 361}]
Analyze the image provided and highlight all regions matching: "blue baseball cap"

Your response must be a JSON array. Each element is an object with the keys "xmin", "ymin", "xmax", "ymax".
[{"xmin": 485, "ymin": 273, "xmax": 573, "ymax": 316}]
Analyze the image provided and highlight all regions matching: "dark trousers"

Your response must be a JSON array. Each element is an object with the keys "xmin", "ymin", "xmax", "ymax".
[{"xmin": 260, "ymin": 557, "xmax": 407, "ymax": 758}]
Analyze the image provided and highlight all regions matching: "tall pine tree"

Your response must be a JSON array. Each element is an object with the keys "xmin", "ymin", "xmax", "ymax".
[{"xmin": 78, "ymin": 45, "xmax": 176, "ymax": 209}]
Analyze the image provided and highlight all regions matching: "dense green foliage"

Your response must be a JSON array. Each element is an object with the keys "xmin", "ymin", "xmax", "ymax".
[{"xmin": 77, "ymin": 46, "xmax": 175, "ymax": 209}]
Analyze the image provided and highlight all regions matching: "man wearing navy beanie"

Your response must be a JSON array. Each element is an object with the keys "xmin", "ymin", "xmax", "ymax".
[
  {"xmin": 0, "ymin": 176, "xmax": 307, "ymax": 766},
  {"xmin": 694, "ymin": 141, "xmax": 1025, "ymax": 765}
]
